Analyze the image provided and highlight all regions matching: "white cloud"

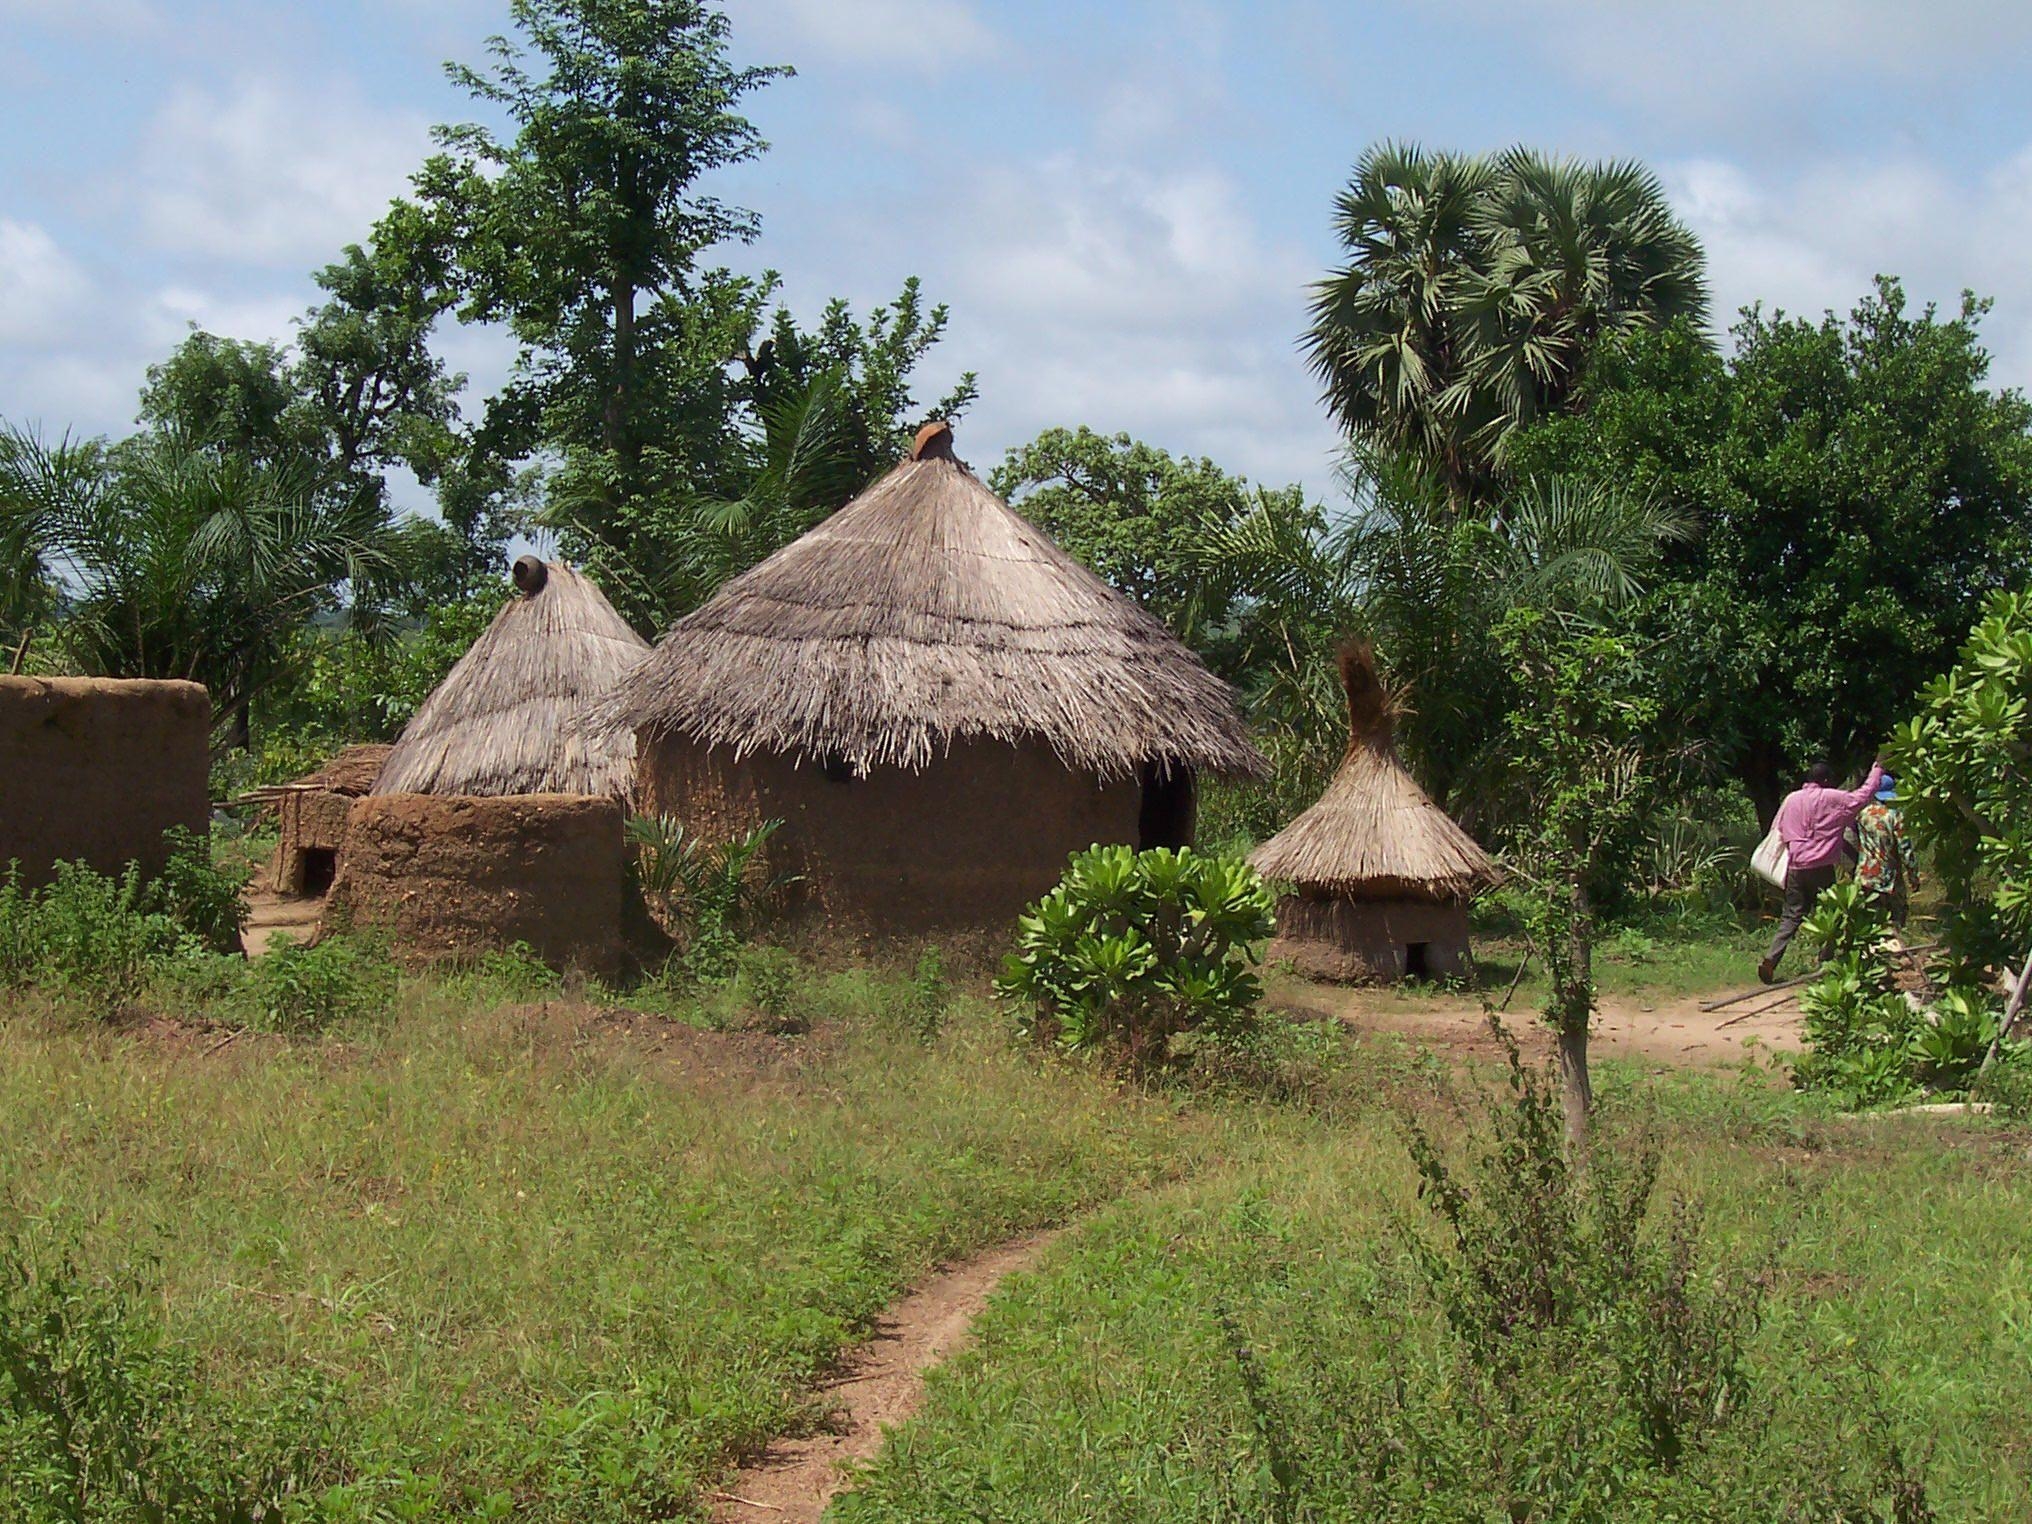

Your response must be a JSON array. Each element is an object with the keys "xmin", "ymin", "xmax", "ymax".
[
  {"xmin": 1431, "ymin": 0, "xmax": 2032, "ymax": 125},
  {"xmin": 739, "ymin": 0, "xmax": 999, "ymax": 72},
  {"xmin": 796, "ymin": 153, "xmax": 1340, "ymax": 493},
  {"xmin": 0, "ymin": 220, "xmax": 90, "ymax": 346},
  {"xmin": 1665, "ymin": 147, "xmax": 2032, "ymax": 392},
  {"xmin": 134, "ymin": 77, "xmax": 431, "ymax": 266}
]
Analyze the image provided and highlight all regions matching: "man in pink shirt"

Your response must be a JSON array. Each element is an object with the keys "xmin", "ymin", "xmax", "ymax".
[{"xmin": 1758, "ymin": 757, "xmax": 1886, "ymax": 983}]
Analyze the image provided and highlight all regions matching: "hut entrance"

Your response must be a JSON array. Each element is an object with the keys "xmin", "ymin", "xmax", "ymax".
[
  {"xmin": 1404, "ymin": 941, "xmax": 1431, "ymax": 980},
  {"xmin": 300, "ymin": 848, "xmax": 339, "ymax": 898},
  {"xmin": 1138, "ymin": 765, "xmax": 1195, "ymax": 850}
]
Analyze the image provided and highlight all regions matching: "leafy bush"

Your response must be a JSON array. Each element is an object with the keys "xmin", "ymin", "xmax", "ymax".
[
  {"xmin": 995, "ymin": 845, "xmax": 1275, "ymax": 1072},
  {"xmin": 0, "ymin": 860, "xmax": 187, "ymax": 1016},
  {"xmin": 627, "ymin": 815, "xmax": 794, "ymax": 982},
  {"xmin": 234, "ymin": 934, "xmax": 398, "ymax": 1035},
  {"xmin": 0, "ymin": 1231, "xmax": 338, "ymax": 1522},
  {"xmin": 142, "ymin": 826, "xmax": 250, "ymax": 954},
  {"xmin": 1793, "ymin": 882, "xmax": 2013, "ymax": 1108}
]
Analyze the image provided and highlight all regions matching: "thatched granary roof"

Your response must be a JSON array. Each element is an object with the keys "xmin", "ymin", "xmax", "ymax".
[
  {"xmin": 296, "ymin": 743, "xmax": 392, "ymax": 796},
  {"xmin": 373, "ymin": 559, "xmax": 650, "ymax": 800},
  {"xmin": 594, "ymin": 422, "xmax": 1264, "ymax": 779},
  {"xmin": 1250, "ymin": 643, "xmax": 1497, "ymax": 902}
]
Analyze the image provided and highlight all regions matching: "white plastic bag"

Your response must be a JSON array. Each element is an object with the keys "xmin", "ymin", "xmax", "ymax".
[{"xmin": 1750, "ymin": 823, "xmax": 1789, "ymax": 888}]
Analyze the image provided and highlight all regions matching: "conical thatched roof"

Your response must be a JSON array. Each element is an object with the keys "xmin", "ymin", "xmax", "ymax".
[
  {"xmin": 373, "ymin": 559, "xmax": 650, "ymax": 800},
  {"xmin": 1249, "ymin": 642, "xmax": 1497, "ymax": 901},
  {"xmin": 595, "ymin": 423, "xmax": 1264, "ymax": 779}
]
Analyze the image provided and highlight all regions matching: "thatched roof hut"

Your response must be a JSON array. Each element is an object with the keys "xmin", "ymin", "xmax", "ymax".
[
  {"xmin": 597, "ymin": 422, "xmax": 1264, "ymax": 934},
  {"xmin": 1251, "ymin": 642, "xmax": 1497, "ymax": 982},
  {"xmin": 374, "ymin": 558, "xmax": 649, "ymax": 801}
]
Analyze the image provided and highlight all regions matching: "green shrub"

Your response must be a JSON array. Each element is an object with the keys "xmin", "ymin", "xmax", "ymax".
[
  {"xmin": 995, "ymin": 845, "xmax": 1275, "ymax": 1072},
  {"xmin": 0, "ymin": 1231, "xmax": 339, "ymax": 1522},
  {"xmin": 1793, "ymin": 882, "xmax": 2015, "ymax": 1108},
  {"xmin": 627, "ymin": 815, "xmax": 794, "ymax": 982},
  {"xmin": 142, "ymin": 826, "xmax": 250, "ymax": 954},
  {"xmin": 235, "ymin": 934, "xmax": 398, "ymax": 1035},
  {"xmin": 0, "ymin": 860, "xmax": 186, "ymax": 1016}
]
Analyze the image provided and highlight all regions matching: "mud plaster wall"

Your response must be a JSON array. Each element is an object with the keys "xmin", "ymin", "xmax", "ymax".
[
  {"xmin": 0, "ymin": 676, "xmax": 210, "ymax": 886},
  {"xmin": 326, "ymin": 792, "xmax": 624, "ymax": 972},
  {"xmin": 1268, "ymin": 893, "xmax": 1474, "ymax": 984},
  {"xmin": 640, "ymin": 737, "xmax": 1143, "ymax": 936},
  {"xmin": 274, "ymin": 790, "xmax": 354, "ymax": 895}
]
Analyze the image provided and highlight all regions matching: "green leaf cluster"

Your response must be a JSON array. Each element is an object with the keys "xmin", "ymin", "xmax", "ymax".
[{"xmin": 995, "ymin": 845, "xmax": 1275, "ymax": 1072}]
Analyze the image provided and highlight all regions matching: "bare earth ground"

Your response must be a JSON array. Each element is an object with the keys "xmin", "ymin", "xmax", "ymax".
[
  {"xmin": 1270, "ymin": 976, "xmax": 1804, "ymax": 1068},
  {"xmin": 710, "ymin": 1234, "xmax": 1059, "ymax": 1524},
  {"xmin": 241, "ymin": 887, "xmax": 320, "ymax": 956}
]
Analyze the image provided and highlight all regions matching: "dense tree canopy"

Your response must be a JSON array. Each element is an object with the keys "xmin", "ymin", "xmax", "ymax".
[{"xmin": 1515, "ymin": 280, "xmax": 2032, "ymax": 821}]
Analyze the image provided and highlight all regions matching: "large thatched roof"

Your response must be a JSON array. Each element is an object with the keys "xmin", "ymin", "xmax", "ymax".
[
  {"xmin": 595, "ymin": 423, "xmax": 1264, "ymax": 779},
  {"xmin": 374, "ymin": 559, "xmax": 650, "ymax": 800},
  {"xmin": 1250, "ymin": 643, "xmax": 1497, "ymax": 902}
]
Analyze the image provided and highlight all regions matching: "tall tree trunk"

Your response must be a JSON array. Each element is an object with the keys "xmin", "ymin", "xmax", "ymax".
[
  {"xmin": 1557, "ymin": 875, "xmax": 1595, "ymax": 1150},
  {"xmin": 607, "ymin": 276, "xmax": 637, "ymax": 473}
]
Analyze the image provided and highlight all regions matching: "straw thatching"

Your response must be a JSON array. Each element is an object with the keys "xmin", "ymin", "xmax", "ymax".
[
  {"xmin": 594, "ymin": 423, "xmax": 1263, "ymax": 780},
  {"xmin": 242, "ymin": 743, "xmax": 391, "ymax": 810},
  {"xmin": 1250, "ymin": 642, "xmax": 1496, "ymax": 902},
  {"xmin": 374, "ymin": 559, "xmax": 650, "ymax": 800}
]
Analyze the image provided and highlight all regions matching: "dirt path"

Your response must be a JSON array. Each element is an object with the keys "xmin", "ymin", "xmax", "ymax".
[
  {"xmin": 709, "ymin": 1233, "xmax": 1057, "ymax": 1523},
  {"xmin": 1275, "ymin": 981, "xmax": 1803, "ymax": 1067},
  {"xmin": 240, "ymin": 888, "xmax": 320, "ymax": 957}
]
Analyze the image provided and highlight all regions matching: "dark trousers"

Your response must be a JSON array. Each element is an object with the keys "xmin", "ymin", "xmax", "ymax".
[{"xmin": 1767, "ymin": 863, "xmax": 1838, "ymax": 967}]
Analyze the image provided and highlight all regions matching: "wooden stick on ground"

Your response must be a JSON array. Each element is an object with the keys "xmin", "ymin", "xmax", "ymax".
[
  {"xmin": 1495, "ymin": 950, "xmax": 1531, "ymax": 1012},
  {"xmin": 1978, "ymin": 947, "xmax": 2032, "ymax": 1075},
  {"xmin": 1700, "ymin": 971, "xmax": 1821, "ymax": 1013}
]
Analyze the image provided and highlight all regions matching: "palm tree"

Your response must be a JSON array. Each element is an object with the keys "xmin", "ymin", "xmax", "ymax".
[
  {"xmin": 4, "ymin": 424, "xmax": 402, "ymax": 746},
  {"xmin": 1307, "ymin": 144, "xmax": 1708, "ymax": 508}
]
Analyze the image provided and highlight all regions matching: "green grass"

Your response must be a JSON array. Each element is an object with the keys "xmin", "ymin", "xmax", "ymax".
[
  {"xmin": 837, "ymin": 1061, "xmax": 2032, "ymax": 1521},
  {"xmin": 5, "ymin": 930, "xmax": 2028, "ymax": 1521},
  {"xmin": 0, "ymin": 966, "xmax": 1219, "ymax": 1521}
]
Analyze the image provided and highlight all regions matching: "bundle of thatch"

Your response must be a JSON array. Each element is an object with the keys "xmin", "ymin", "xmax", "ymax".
[
  {"xmin": 1251, "ymin": 643, "xmax": 1495, "ymax": 983},
  {"xmin": 593, "ymin": 422, "xmax": 1262, "ymax": 780},
  {"xmin": 1251, "ymin": 642, "xmax": 1495, "ymax": 899},
  {"xmin": 243, "ymin": 744, "xmax": 392, "ymax": 809},
  {"xmin": 374, "ymin": 558, "xmax": 650, "ymax": 800}
]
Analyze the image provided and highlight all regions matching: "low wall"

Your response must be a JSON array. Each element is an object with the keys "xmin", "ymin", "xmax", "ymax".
[
  {"xmin": 325, "ymin": 793, "xmax": 625, "ymax": 972},
  {"xmin": 0, "ymin": 676, "xmax": 210, "ymax": 886},
  {"xmin": 1268, "ymin": 894, "xmax": 1474, "ymax": 984}
]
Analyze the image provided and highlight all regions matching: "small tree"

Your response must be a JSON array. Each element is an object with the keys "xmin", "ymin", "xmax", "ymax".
[
  {"xmin": 1495, "ymin": 609, "xmax": 1665, "ymax": 1145},
  {"xmin": 995, "ymin": 845, "xmax": 1275, "ymax": 1074},
  {"xmin": 1890, "ymin": 588, "xmax": 2032, "ymax": 982}
]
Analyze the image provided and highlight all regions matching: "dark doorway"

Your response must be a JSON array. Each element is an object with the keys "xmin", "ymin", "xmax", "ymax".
[
  {"xmin": 302, "ymin": 849, "xmax": 338, "ymax": 898},
  {"xmin": 1404, "ymin": 942, "xmax": 1431, "ymax": 980},
  {"xmin": 1138, "ymin": 765, "xmax": 1196, "ymax": 850}
]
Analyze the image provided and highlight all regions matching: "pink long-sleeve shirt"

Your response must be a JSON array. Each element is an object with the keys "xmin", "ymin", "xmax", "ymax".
[{"xmin": 1773, "ymin": 763, "xmax": 1885, "ymax": 871}]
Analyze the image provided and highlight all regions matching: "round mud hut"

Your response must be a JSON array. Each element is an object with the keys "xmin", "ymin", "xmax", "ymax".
[
  {"xmin": 1250, "ymin": 643, "xmax": 1497, "ymax": 983},
  {"xmin": 593, "ymin": 421, "xmax": 1265, "ymax": 936},
  {"xmin": 374, "ymin": 558, "xmax": 650, "ymax": 801}
]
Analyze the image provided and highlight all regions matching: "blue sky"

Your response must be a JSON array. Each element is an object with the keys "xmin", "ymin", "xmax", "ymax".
[{"xmin": 5, "ymin": 0, "xmax": 2032, "ymax": 508}]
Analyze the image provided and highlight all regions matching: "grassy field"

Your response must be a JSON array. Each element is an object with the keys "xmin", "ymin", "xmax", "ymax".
[{"xmin": 4, "ymin": 931, "xmax": 2029, "ymax": 1520}]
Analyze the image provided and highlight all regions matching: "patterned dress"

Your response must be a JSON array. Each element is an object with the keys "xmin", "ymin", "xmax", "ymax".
[{"xmin": 1854, "ymin": 801, "xmax": 1915, "ymax": 923}]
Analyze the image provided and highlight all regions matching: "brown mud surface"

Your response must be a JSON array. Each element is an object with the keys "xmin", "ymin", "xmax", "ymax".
[
  {"xmin": 1274, "ymin": 981, "xmax": 1804, "ymax": 1067},
  {"xmin": 709, "ymin": 1233, "xmax": 1057, "ymax": 1523},
  {"xmin": 241, "ymin": 886, "xmax": 321, "ymax": 956}
]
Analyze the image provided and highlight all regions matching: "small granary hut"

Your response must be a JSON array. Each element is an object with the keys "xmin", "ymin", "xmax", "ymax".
[
  {"xmin": 593, "ymin": 421, "xmax": 1264, "ymax": 935},
  {"xmin": 1250, "ymin": 643, "xmax": 1497, "ymax": 983},
  {"xmin": 374, "ymin": 557, "xmax": 650, "ymax": 801},
  {"xmin": 243, "ymin": 744, "xmax": 391, "ymax": 898}
]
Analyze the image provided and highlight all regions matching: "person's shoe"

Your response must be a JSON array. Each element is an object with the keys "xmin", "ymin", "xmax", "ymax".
[{"xmin": 1756, "ymin": 957, "xmax": 1779, "ymax": 985}]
